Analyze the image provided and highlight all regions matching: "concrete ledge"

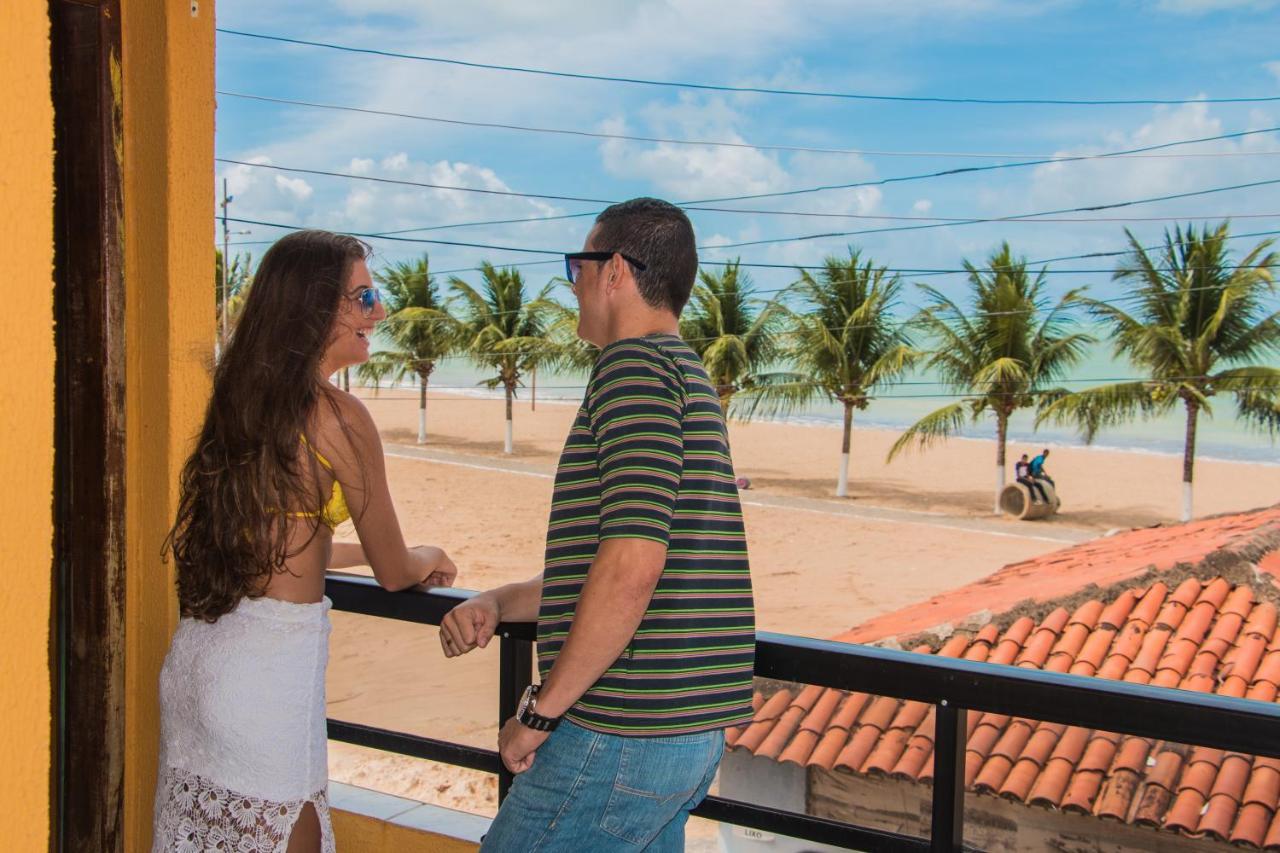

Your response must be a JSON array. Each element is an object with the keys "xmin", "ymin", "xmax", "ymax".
[{"xmin": 330, "ymin": 781, "xmax": 490, "ymax": 852}]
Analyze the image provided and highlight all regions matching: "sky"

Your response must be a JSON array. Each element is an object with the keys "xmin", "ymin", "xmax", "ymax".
[{"xmin": 214, "ymin": 0, "xmax": 1280, "ymax": 310}]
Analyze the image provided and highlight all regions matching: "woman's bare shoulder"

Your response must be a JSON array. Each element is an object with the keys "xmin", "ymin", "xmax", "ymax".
[{"xmin": 310, "ymin": 387, "xmax": 380, "ymax": 465}]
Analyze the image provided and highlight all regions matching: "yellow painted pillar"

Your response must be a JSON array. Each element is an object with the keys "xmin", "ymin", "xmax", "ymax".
[
  {"xmin": 121, "ymin": 0, "xmax": 215, "ymax": 847},
  {"xmin": 0, "ymin": 5, "xmax": 55, "ymax": 851}
]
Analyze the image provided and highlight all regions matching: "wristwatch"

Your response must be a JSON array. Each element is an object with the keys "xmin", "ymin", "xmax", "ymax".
[{"xmin": 516, "ymin": 684, "xmax": 562, "ymax": 732}]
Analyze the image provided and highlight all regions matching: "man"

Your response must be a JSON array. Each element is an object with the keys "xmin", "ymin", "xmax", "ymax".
[
  {"xmin": 440, "ymin": 198, "xmax": 756, "ymax": 851},
  {"xmin": 1029, "ymin": 448, "xmax": 1054, "ymax": 487},
  {"xmin": 1014, "ymin": 452, "xmax": 1047, "ymax": 504}
]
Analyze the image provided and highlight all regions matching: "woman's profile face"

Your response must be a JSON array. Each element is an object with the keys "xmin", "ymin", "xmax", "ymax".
[{"xmin": 323, "ymin": 258, "xmax": 384, "ymax": 373}]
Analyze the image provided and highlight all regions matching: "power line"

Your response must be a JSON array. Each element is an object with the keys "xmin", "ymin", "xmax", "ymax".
[
  {"xmin": 706, "ymin": 178, "xmax": 1280, "ymax": 250},
  {"xmin": 217, "ymin": 158, "xmax": 613, "ymax": 205},
  {"xmin": 216, "ymin": 123, "xmax": 1280, "ymax": 216},
  {"xmin": 225, "ymin": 216, "xmax": 564, "ymax": 256},
  {"xmin": 216, "ymin": 29, "xmax": 1280, "ymax": 107},
  {"xmin": 348, "ymin": 373, "xmax": 1280, "ymax": 391},
  {"xmin": 425, "ymin": 227, "xmax": 1280, "ymax": 277},
  {"xmin": 676, "ymin": 131, "xmax": 1280, "ymax": 206},
  {"xmin": 217, "ymin": 90, "xmax": 1280, "ymax": 161},
  {"xmin": 223, "ymin": 173, "xmax": 1280, "ymax": 262},
  {"xmin": 223, "ymin": 215, "xmax": 1280, "ymax": 277}
]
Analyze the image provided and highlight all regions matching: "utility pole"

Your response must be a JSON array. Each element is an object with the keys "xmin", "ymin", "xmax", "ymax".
[{"xmin": 220, "ymin": 178, "xmax": 231, "ymax": 347}]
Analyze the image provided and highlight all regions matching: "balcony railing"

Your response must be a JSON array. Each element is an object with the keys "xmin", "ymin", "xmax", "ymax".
[{"xmin": 325, "ymin": 572, "xmax": 1280, "ymax": 852}]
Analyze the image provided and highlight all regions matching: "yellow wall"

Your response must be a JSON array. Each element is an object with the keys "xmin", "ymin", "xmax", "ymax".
[
  {"xmin": 121, "ymin": 0, "xmax": 216, "ymax": 847},
  {"xmin": 332, "ymin": 809, "xmax": 479, "ymax": 853},
  {"xmin": 0, "ymin": 4, "xmax": 54, "ymax": 851}
]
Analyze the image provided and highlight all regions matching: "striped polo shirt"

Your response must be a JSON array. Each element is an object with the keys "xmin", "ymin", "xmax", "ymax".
[{"xmin": 536, "ymin": 334, "xmax": 756, "ymax": 736}]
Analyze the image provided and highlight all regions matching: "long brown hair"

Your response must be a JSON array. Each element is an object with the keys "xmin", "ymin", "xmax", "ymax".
[{"xmin": 166, "ymin": 230, "xmax": 371, "ymax": 621}]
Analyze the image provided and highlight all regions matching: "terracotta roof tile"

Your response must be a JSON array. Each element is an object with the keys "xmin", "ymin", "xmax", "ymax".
[
  {"xmin": 1200, "ymin": 754, "xmax": 1253, "ymax": 839},
  {"xmin": 1155, "ymin": 578, "xmax": 1202, "ymax": 629},
  {"xmin": 732, "ymin": 507, "xmax": 1280, "ymax": 845},
  {"xmin": 1230, "ymin": 801, "xmax": 1273, "ymax": 848},
  {"xmin": 755, "ymin": 684, "xmax": 824, "ymax": 760},
  {"xmin": 835, "ymin": 724, "xmax": 883, "ymax": 773},
  {"xmin": 862, "ymin": 727, "xmax": 913, "ymax": 776},
  {"xmin": 1099, "ymin": 589, "xmax": 1139, "ymax": 630},
  {"xmin": 1265, "ymin": 807, "xmax": 1280, "ymax": 848},
  {"xmin": 777, "ymin": 687, "xmax": 844, "ymax": 765}
]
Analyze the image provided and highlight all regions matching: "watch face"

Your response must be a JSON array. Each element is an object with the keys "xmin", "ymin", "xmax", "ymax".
[{"xmin": 517, "ymin": 685, "xmax": 533, "ymax": 719}]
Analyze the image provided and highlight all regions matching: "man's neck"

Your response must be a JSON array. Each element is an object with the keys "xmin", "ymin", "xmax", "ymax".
[{"xmin": 600, "ymin": 311, "xmax": 679, "ymax": 348}]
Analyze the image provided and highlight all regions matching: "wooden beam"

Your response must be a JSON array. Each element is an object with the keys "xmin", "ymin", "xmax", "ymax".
[{"xmin": 50, "ymin": 1, "xmax": 126, "ymax": 850}]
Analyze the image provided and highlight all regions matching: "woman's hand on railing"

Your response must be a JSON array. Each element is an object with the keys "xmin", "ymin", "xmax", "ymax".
[
  {"xmin": 410, "ymin": 545, "xmax": 458, "ymax": 590},
  {"xmin": 439, "ymin": 590, "xmax": 500, "ymax": 658}
]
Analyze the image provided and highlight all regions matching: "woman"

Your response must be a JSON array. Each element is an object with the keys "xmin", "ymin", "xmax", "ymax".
[{"xmin": 153, "ymin": 230, "xmax": 457, "ymax": 852}]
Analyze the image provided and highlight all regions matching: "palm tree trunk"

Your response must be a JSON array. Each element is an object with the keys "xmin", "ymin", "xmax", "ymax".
[
  {"xmin": 995, "ymin": 412, "xmax": 1009, "ymax": 516},
  {"xmin": 341, "ymin": 367, "xmax": 349, "ymax": 392},
  {"xmin": 418, "ymin": 372, "xmax": 428, "ymax": 445},
  {"xmin": 837, "ymin": 401, "xmax": 853, "ymax": 498},
  {"xmin": 504, "ymin": 383, "xmax": 514, "ymax": 454},
  {"xmin": 531, "ymin": 365, "xmax": 537, "ymax": 412},
  {"xmin": 1181, "ymin": 398, "xmax": 1199, "ymax": 523}
]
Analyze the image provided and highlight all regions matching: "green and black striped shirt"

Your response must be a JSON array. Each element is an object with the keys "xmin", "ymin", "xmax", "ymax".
[{"xmin": 537, "ymin": 334, "xmax": 756, "ymax": 736}]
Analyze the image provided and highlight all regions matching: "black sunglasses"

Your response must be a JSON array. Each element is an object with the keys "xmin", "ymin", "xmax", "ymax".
[{"xmin": 564, "ymin": 251, "xmax": 648, "ymax": 285}]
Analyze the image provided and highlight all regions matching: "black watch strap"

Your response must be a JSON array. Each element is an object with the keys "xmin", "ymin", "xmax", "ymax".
[{"xmin": 518, "ymin": 684, "xmax": 562, "ymax": 732}]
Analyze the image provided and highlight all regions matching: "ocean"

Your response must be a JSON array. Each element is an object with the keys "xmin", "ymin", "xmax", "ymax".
[{"xmin": 360, "ymin": 332, "xmax": 1278, "ymax": 467}]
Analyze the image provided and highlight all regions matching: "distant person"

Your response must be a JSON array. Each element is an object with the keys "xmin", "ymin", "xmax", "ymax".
[
  {"xmin": 1015, "ymin": 453, "xmax": 1047, "ymax": 503},
  {"xmin": 153, "ymin": 230, "xmax": 458, "ymax": 853},
  {"xmin": 440, "ymin": 198, "xmax": 755, "ymax": 851},
  {"xmin": 1029, "ymin": 448, "xmax": 1049, "ymax": 489}
]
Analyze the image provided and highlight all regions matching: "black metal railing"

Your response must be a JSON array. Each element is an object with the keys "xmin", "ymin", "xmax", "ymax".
[{"xmin": 325, "ymin": 573, "xmax": 1280, "ymax": 852}]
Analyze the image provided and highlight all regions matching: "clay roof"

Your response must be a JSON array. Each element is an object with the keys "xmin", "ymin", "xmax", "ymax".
[
  {"xmin": 837, "ymin": 506, "xmax": 1280, "ymax": 646},
  {"xmin": 729, "ymin": 506, "xmax": 1280, "ymax": 846}
]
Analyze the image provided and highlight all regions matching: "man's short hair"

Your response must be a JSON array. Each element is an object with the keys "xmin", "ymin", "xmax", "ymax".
[{"xmin": 592, "ymin": 197, "xmax": 697, "ymax": 315}]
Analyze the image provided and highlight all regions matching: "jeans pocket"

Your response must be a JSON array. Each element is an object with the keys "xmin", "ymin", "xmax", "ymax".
[{"xmin": 598, "ymin": 733, "xmax": 721, "ymax": 846}]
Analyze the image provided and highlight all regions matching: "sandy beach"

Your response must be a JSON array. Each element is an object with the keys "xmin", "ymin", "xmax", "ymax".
[{"xmin": 327, "ymin": 388, "xmax": 1280, "ymax": 826}]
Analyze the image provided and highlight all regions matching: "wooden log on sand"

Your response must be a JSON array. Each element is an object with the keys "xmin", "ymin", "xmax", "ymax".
[{"xmin": 1000, "ymin": 481, "xmax": 1060, "ymax": 520}]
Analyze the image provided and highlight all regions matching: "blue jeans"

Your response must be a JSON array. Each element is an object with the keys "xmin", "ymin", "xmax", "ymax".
[{"xmin": 480, "ymin": 721, "xmax": 724, "ymax": 852}]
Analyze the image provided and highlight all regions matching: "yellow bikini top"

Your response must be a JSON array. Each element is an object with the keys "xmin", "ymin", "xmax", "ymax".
[{"xmin": 294, "ymin": 435, "xmax": 351, "ymax": 530}]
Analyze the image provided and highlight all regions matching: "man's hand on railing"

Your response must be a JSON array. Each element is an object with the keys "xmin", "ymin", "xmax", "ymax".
[{"xmin": 439, "ymin": 591, "xmax": 500, "ymax": 658}]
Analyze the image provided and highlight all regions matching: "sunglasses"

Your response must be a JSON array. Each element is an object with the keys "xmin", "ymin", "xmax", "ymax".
[
  {"xmin": 564, "ymin": 251, "xmax": 648, "ymax": 286},
  {"xmin": 348, "ymin": 286, "xmax": 383, "ymax": 318}
]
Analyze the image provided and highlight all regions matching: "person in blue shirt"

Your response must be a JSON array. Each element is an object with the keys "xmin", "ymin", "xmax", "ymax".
[
  {"xmin": 1015, "ymin": 453, "xmax": 1047, "ymax": 503},
  {"xmin": 1029, "ymin": 448, "xmax": 1055, "ymax": 490}
]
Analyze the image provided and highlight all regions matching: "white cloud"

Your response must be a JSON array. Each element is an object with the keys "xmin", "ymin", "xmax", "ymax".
[
  {"xmin": 913, "ymin": 199, "xmax": 933, "ymax": 213},
  {"xmin": 1266, "ymin": 61, "xmax": 1280, "ymax": 85},
  {"xmin": 274, "ymin": 175, "xmax": 313, "ymax": 201}
]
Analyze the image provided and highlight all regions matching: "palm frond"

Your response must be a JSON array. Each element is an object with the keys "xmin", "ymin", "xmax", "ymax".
[
  {"xmin": 1035, "ymin": 381, "xmax": 1159, "ymax": 443},
  {"xmin": 887, "ymin": 401, "xmax": 971, "ymax": 461}
]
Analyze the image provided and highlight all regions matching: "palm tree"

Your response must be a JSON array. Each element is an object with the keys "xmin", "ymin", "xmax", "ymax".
[
  {"xmin": 214, "ymin": 248, "xmax": 252, "ymax": 340},
  {"xmin": 889, "ymin": 244, "xmax": 1093, "ymax": 515},
  {"xmin": 357, "ymin": 255, "xmax": 458, "ymax": 444},
  {"xmin": 679, "ymin": 260, "xmax": 784, "ymax": 413},
  {"xmin": 737, "ymin": 249, "xmax": 917, "ymax": 498},
  {"xmin": 449, "ymin": 263, "xmax": 562, "ymax": 454},
  {"xmin": 1037, "ymin": 223, "xmax": 1279, "ymax": 522}
]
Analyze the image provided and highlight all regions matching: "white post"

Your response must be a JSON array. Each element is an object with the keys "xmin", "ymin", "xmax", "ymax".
[
  {"xmin": 1181, "ymin": 482, "xmax": 1193, "ymax": 523},
  {"xmin": 836, "ymin": 452, "xmax": 850, "ymax": 498},
  {"xmin": 994, "ymin": 464, "xmax": 1005, "ymax": 515},
  {"xmin": 505, "ymin": 419, "xmax": 513, "ymax": 455}
]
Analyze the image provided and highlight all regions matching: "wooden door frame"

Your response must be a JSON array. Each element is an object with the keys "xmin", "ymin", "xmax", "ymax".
[{"xmin": 50, "ymin": 1, "xmax": 127, "ymax": 850}]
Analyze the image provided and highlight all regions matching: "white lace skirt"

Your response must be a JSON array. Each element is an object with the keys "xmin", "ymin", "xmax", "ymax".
[{"xmin": 153, "ymin": 595, "xmax": 335, "ymax": 852}]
